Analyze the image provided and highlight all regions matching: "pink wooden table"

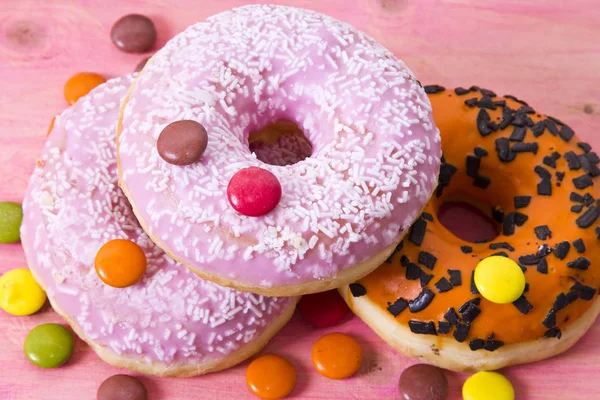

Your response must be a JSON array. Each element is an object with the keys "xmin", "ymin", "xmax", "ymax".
[{"xmin": 1, "ymin": 0, "xmax": 599, "ymax": 399}]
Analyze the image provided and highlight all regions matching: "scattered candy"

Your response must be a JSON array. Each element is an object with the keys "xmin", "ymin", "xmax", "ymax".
[
  {"xmin": 97, "ymin": 374, "xmax": 148, "ymax": 400},
  {"xmin": 94, "ymin": 239, "xmax": 147, "ymax": 288},
  {"xmin": 463, "ymin": 371, "xmax": 515, "ymax": 400},
  {"xmin": 246, "ymin": 354, "xmax": 296, "ymax": 399},
  {"xmin": 24, "ymin": 323, "xmax": 74, "ymax": 368},
  {"xmin": 0, "ymin": 268, "xmax": 46, "ymax": 316},
  {"xmin": 134, "ymin": 57, "xmax": 150, "ymax": 73},
  {"xmin": 298, "ymin": 290, "xmax": 349, "ymax": 328},
  {"xmin": 474, "ymin": 256, "xmax": 526, "ymax": 304},
  {"xmin": 64, "ymin": 72, "xmax": 106, "ymax": 105},
  {"xmin": 157, "ymin": 120, "xmax": 208, "ymax": 165},
  {"xmin": 111, "ymin": 14, "xmax": 156, "ymax": 53},
  {"xmin": 312, "ymin": 332, "xmax": 362, "ymax": 379},
  {"xmin": 0, "ymin": 201, "xmax": 23, "ymax": 243},
  {"xmin": 227, "ymin": 166, "xmax": 282, "ymax": 217},
  {"xmin": 398, "ymin": 364, "xmax": 448, "ymax": 400}
]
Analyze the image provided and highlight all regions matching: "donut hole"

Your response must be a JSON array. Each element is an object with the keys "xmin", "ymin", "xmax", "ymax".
[
  {"xmin": 248, "ymin": 120, "xmax": 313, "ymax": 166},
  {"xmin": 437, "ymin": 198, "xmax": 500, "ymax": 243}
]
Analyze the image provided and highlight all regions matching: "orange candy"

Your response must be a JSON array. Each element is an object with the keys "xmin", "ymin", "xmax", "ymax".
[
  {"xmin": 246, "ymin": 354, "xmax": 296, "ymax": 399},
  {"xmin": 312, "ymin": 332, "xmax": 362, "ymax": 380},
  {"xmin": 94, "ymin": 239, "xmax": 146, "ymax": 288},
  {"xmin": 47, "ymin": 116, "xmax": 55, "ymax": 136},
  {"xmin": 64, "ymin": 72, "xmax": 106, "ymax": 105}
]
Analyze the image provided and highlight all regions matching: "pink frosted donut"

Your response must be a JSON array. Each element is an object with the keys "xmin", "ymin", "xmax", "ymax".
[
  {"xmin": 20, "ymin": 76, "xmax": 297, "ymax": 377},
  {"xmin": 117, "ymin": 5, "xmax": 441, "ymax": 296}
]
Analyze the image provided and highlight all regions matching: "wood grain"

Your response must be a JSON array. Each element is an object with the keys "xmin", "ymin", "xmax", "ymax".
[{"xmin": 1, "ymin": 0, "xmax": 599, "ymax": 399}]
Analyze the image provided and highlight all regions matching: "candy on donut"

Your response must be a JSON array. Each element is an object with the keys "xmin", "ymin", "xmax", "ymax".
[
  {"xmin": 117, "ymin": 5, "xmax": 442, "ymax": 296},
  {"xmin": 20, "ymin": 76, "xmax": 297, "ymax": 377},
  {"xmin": 341, "ymin": 85, "xmax": 600, "ymax": 372}
]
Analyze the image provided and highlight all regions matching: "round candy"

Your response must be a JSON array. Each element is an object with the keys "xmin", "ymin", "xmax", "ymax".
[
  {"xmin": 227, "ymin": 166, "xmax": 282, "ymax": 217},
  {"xmin": 97, "ymin": 374, "xmax": 147, "ymax": 400},
  {"xmin": 64, "ymin": 72, "xmax": 106, "ymax": 105},
  {"xmin": 0, "ymin": 268, "xmax": 46, "ymax": 316},
  {"xmin": 134, "ymin": 57, "xmax": 150, "ymax": 73},
  {"xmin": 312, "ymin": 332, "xmax": 362, "ymax": 379},
  {"xmin": 0, "ymin": 201, "xmax": 23, "ymax": 243},
  {"xmin": 298, "ymin": 290, "xmax": 349, "ymax": 328},
  {"xmin": 246, "ymin": 354, "xmax": 296, "ymax": 399},
  {"xmin": 474, "ymin": 256, "xmax": 526, "ymax": 304},
  {"xmin": 463, "ymin": 371, "xmax": 515, "ymax": 400},
  {"xmin": 157, "ymin": 120, "xmax": 208, "ymax": 165},
  {"xmin": 111, "ymin": 14, "xmax": 156, "ymax": 53},
  {"xmin": 94, "ymin": 239, "xmax": 147, "ymax": 288},
  {"xmin": 398, "ymin": 364, "xmax": 448, "ymax": 400},
  {"xmin": 24, "ymin": 323, "xmax": 74, "ymax": 368}
]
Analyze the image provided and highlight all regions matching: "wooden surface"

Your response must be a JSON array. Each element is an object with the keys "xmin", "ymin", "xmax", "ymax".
[{"xmin": 1, "ymin": 0, "xmax": 599, "ymax": 398}]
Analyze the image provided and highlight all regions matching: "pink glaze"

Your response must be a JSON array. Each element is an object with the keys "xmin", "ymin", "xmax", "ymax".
[
  {"xmin": 118, "ymin": 5, "xmax": 442, "ymax": 289},
  {"xmin": 20, "ymin": 76, "xmax": 296, "ymax": 366}
]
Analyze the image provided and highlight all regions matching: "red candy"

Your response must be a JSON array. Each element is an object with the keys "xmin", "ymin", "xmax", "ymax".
[
  {"xmin": 227, "ymin": 166, "xmax": 282, "ymax": 217},
  {"xmin": 298, "ymin": 290, "xmax": 349, "ymax": 328}
]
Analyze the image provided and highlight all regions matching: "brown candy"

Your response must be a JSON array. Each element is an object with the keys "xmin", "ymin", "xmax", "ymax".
[
  {"xmin": 111, "ymin": 14, "xmax": 156, "ymax": 53},
  {"xmin": 134, "ymin": 57, "xmax": 150, "ymax": 73},
  {"xmin": 398, "ymin": 364, "xmax": 448, "ymax": 400},
  {"xmin": 97, "ymin": 374, "xmax": 147, "ymax": 400},
  {"xmin": 157, "ymin": 120, "xmax": 208, "ymax": 165}
]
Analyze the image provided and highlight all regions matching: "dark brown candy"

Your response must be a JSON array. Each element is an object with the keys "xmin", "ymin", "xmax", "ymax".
[
  {"xmin": 398, "ymin": 364, "xmax": 449, "ymax": 400},
  {"xmin": 157, "ymin": 120, "xmax": 208, "ymax": 165},
  {"xmin": 135, "ymin": 57, "xmax": 151, "ymax": 73},
  {"xmin": 97, "ymin": 374, "xmax": 147, "ymax": 400},
  {"xmin": 111, "ymin": 14, "xmax": 157, "ymax": 53}
]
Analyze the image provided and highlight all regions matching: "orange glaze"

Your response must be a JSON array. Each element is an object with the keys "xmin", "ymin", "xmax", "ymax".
[
  {"xmin": 246, "ymin": 354, "xmax": 296, "ymax": 399},
  {"xmin": 311, "ymin": 333, "xmax": 362, "ymax": 379},
  {"xmin": 355, "ymin": 87, "xmax": 600, "ymax": 345}
]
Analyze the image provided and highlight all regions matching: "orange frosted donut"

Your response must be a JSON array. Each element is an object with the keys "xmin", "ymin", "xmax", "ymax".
[{"xmin": 341, "ymin": 85, "xmax": 600, "ymax": 372}]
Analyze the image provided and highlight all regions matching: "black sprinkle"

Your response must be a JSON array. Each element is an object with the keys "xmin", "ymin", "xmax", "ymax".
[
  {"xmin": 424, "ymin": 85, "xmax": 445, "ymax": 94},
  {"xmin": 583, "ymin": 194, "xmax": 595, "ymax": 206},
  {"xmin": 573, "ymin": 238, "xmax": 586, "ymax": 253},
  {"xmin": 484, "ymin": 341, "xmax": 504, "ymax": 352},
  {"xmin": 505, "ymin": 94, "xmax": 528, "ymax": 105},
  {"xmin": 543, "ymin": 156, "xmax": 557, "ymax": 168},
  {"xmin": 519, "ymin": 105, "xmax": 535, "ymax": 114},
  {"xmin": 444, "ymin": 308, "xmax": 460, "ymax": 325},
  {"xmin": 515, "ymin": 212, "xmax": 529, "ymax": 226},
  {"xmin": 474, "ymin": 147, "xmax": 488, "ymax": 157},
  {"xmin": 387, "ymin": 297, "xmax": 409, "ymax": 317},
  {"xmin": 409, "ymin": 218, "xmax": 427, "ymax": 246},
  {"xmin": 349, "ymin": 283, "xmax": 366, "ymax": 297},
  {"xmin": 570, "ymin": 192, "xmax": 585, "ymax": 203},
  {"xmin": 512, "ymin": 142, "xmax": 538, "ymax": 154},
  {"xmin": 465, "ymin": 97, "xmax": 478, "ymax": 107},
  {"xmin": 489, "ymin": 242, "xmax": 515, "ymax": 251},
  {"xmin": 461, "ymin": 303, "xmax": 481, "ymax": 324},
  {"xmin": 535, "ymin": 165, "xmax": 552, "ymax": 180},
  {"xmin": 556, "ymin": 171, "xmax": 565, "ymax": 182},
  {"xmin": 448, "ymin": 270, "xmax": 462, "ymax": 286},
  {"xmin": 418, "ymin": 251, "xmax": 437, "ymax": 270},
  {"xmin": 420, "ymin": 272, "xmax": 433, "ymax": 287},
  {"xmin": 585, "ymin": 152, "xmax": 600, "ymax": 163},
  {"xmin": 573, "ymin": 175, "xmax": 593, "ymax": 190},
  {"xmin": 494, "ymin": 100, "xmax": 506, "ymax": 107},
  {"xmin": 458, "ymin": 298, "xmax": 481, "ymax": 313},
  {"xmin": 554, "ymin": 293, "xmax": 569, "ymax": 311},
  {"xmin": 491, "ymin": 251, "xmax": 508, "ymax": 257},
  {"xmin": 514, "ymin": 196, "xmax": 532, "ymax": 209},
  {"xmin": 434, "ymin": 277, "xmax": 453, "ymax": 293},
  {"xmin": 513, "ymin": 295, "xmax": 533, "ymax": 314},
  {"xmin": 554, "ymin": 241, "xmax": 571, "ymax": 260},
  {"xmin": 564, "ymin": 151, "xmax": 582, "ymax": 170},
  {"xmin": 406, "ymin": 263, "xmax": 422, "ymax": 280},
  {"xmin": 512, "ymin": 111, "xmax": 528, "ymax": 127},
  {"xmin": 545, "ymin": 327, "xmax": 562, "ymax": 339},
  {"xmin": 409, "ymin": 288, "xmax": 436, "ymax": 313},
  {"xmin": 596, "ymin": 227, "xmax": 600, "ymax": 239},
  {"xmin": 400, "ymin": 255, "xmax": 410, "ymax": 267},
  {"xmin": 559, "ymin": 125, "xmax": 575, "ymax": 142},
  {"xmin": 567, "ymin": 291, "xmax": 579, "ymax": 303},
  {"xmin": 466, "ymin": 155, "xmax": 481, "ymax": 178},
  {"xmin": 567, "ymin": 257, "xmax": 590, "ymax": 270},
  {"xmin": 503, "ymin": 212, "xmax": 516, "ymax": 236},
  {"xmin": 480, "ymin": 88, "xmax": 497, "ymax": 97},
  {"xmin": 474, "ymin": 175, "xmax": 491, "ymax": 189},
  {"xmin": 578, "ymin": 142, "xmax": 592, "ymax": 153},
  {"xmin": 542, "ymin": 309, "xmax": 556, "ymax": 329},
  {"xmin": 477, "ymin": 109, "xmax": 497, "ymax": 137},
  {"xmin": 409, "ymin": 320, "xmax": 437, "ymax": 335},
  {"xmin": 519, "ymin": 253, "xmax": 543, "ymax": 265},
  {"xmin": 534, "ymin": 225, "xmax": 552, "ymax": 240},
  {"xmin": 492, "ymin": 207, "xmax": 505, "ymax": 223},
  {"xmin": 509, "ymin": 126, "xmax": 526, "ymax": 142},
  {"xmin": 576, "ymin": 206, "xmax": 599, "ymax": 228},
  {"xmin": 581, "ymin": 286, "xmax": 597, "ymax": 301},
  {"xmin": 469, "ymin": 339, "xmax": 485, "ymax": 351},
  {"xmin": 524, "ymin": 283, "xmax": 530, "ymax": 293},
  {"xmin": 461, "ymin": 246, "xmax": 473, "ymax": 254},
  {"xmin": 438, "ymin": 321, "xmax": 451, "ymax": 334},
  {"xmin": 499, "ymin": 107, "xmax": 515, "ymax": 129},
  {"xmin": 453, "ymin": 323, "xmax": 470, "ymax": 342},
  {"xmin": 539, "ymin": 244, "xmax": 552, "ymax": 257},
  {"xmin": 579, "ymin": 155, "xmax": 600, "ymax": 177},
  {"xmin": 470, "ymin": 271, "xmax": 479, "ymax": 294},
  {"xmin": 422, "ymin": 212, "xmax": 434, "ymax": 222},
  {"xmin": 571, "ymin": 204, "xmax": 584, "ymax": 213},
  {"xmin": 537, "ymin": 258, "xmax": 548, "ymax": 274},
  {"xmin": 545, "ymin": 119, "xmax": 560, "ymax": 135},
  {"xmin": 495, "ymin": 137, "xmax": 515, "ymax": 162},
  {"xmin": 455, "ymin": 87, "xmax": 470, "ymax": 95},
  {"xmin": 385, "ymin": 240, "xmax": 404, "ymax": 263},
  {"xmin": 477, "ymin": 95, "xmax": 497, "ymax": 110},
  {"xmin": 532, "ymin": 121, "xmax": 546, "ymax": 137},
  {"xmin": 537, "ymin": 179, "xmax": 552, "ymax": 196}
]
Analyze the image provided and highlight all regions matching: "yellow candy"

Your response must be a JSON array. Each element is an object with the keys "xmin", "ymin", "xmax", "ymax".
[
  {"xmin": 0, "ymin": 269, "xmax": 46, "ymax": 316},
  {"xmin": 463, "ymin": 371, "xmax": 515, "ymax": 400},
  {"xmin": 474, "ymin": 256, "xmax": 525, "ymax": 304}
]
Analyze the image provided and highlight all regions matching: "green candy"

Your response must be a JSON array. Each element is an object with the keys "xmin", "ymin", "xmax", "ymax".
[
  {"xmin": 24, "ymin": 323, "xmax": 75, "ymax": 368},
  {"xmin": 0, "ymin": 201, "xmax": 23, "ymax": 243}
]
